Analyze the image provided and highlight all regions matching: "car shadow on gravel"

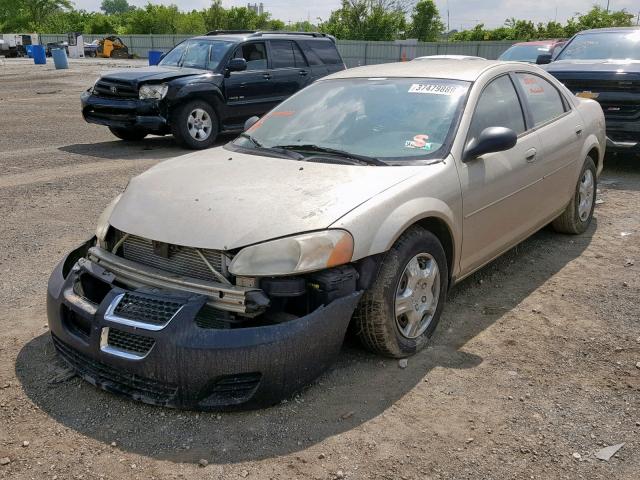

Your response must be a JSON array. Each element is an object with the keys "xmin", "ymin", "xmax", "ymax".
[
  {"xmin": 15, "ymin": 221, "xmax": 595, "ymax": 465},
  {"xmin": 58, "ymin": 134, "xmax": 234, "ymax": 160}
]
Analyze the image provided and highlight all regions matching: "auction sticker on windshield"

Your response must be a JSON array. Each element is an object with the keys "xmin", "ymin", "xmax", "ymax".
[{"xmin": 408, "ymin": 84, "xmax": 459, "ymax": 95}]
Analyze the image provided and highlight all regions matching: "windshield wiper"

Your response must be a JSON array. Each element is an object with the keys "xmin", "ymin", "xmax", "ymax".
[
  {"xmin": 237, "ymin": 133, "xmax": 304, "ymax": 160},
  {"xmin": 273, "ymin": 144, "xmax": 387, "ymax": 166}
]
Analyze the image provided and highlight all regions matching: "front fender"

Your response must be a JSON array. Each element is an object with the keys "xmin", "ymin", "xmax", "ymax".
[
  {"xmin": 331, "ymin": 160, "xmax": 463, "ymax": 278},
  {"xmin": 167, "ymin": 83, "xmax": 225, "ymax": 116}
]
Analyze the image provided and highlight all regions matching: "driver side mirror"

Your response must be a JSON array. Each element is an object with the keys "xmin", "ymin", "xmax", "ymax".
[
  {"xmin": 463, "ymin": 127, "xmax": 517, "ymax": 162},
  {"xmin": 244, "ymin": 116, "xmax": 260, "ymax": 132},
  {"xmin": 536, "ymin": 53, "xmax": 552, "ymax": 65},
  {"xmin": 228, "ymin": 57, "xmax": 247, "ymax": 72}
]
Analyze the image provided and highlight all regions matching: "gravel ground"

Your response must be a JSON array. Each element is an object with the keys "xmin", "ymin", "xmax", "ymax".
[{"xmin": 0, "ymin": 58, "xmax": 639, "ymax": 480}]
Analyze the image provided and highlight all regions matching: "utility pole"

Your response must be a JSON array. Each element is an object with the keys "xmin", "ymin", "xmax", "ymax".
[
  {"xmin": 636, "ymin": 10, "xmax": 639, "ymax": 25},
  {"xmin": 606, "ymin": 0, "xmax": 610, "ymax": 13}
]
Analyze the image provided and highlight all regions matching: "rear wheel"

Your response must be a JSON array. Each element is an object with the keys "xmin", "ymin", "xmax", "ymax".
[
  {"xmin": 354, "ymin": 226, "xmax": 448, "ymax": 358},
  {"xmin": 108, "ymin": 127, "xmax": 147, "ymax": 141},
  {"xmin": 170, "ymin": 100, "xmax": 218, "ymax": 150},
  {"xmin": 551, "ymin": 156, "xmax": 596, "ymax": 235}
]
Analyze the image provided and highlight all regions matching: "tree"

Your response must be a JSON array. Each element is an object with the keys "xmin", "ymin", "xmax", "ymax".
[
  {"xmin": 321, "ymin": 0, "xmax": 406, "ymax": 41},
  {"xmin": 100, "ymin": 0, "xmax": 133, "ymax": 16},
  {"xmin": 408, "ymin": 0, "xmax": 444, "ymax": 41}
]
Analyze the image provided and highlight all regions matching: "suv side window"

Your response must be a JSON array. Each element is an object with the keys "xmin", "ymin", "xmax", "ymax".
[
  {"xmin": 468, "ymin": 75, "xmax": 526, "ymax": 143},
  {"xmin": 515, "ymin": 73, "xmax": 566, "ymax": 127},
  {"xmin": 235, "ymin": 42, "xmax": 267, "ymax": 70},
  {"xmin": 301, "ymin": 40, "xmax": 342, "ymax": 65},
  {"xmin": 270, "ymin": 40, "xmax": 296, "ymax": 68}
]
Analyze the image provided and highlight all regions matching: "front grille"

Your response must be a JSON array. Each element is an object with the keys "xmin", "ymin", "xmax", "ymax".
[
  {"xmin": 195, "ymin": 305, "xmax": 233, "ymax": 329},
  {"xmin": 119, "ymin": 234, "xmax": 227, "ymax": 282},
  {"xmin": 113, "ymin": 293, "xmax": 182, "ymax": 326},
  {"xmin": 52, "ymin": 334, "xmax": 177, "ymax": 404},
  {"xmin": 561, "ymin": 78, "xmax": 640, "ymax": 93},
  {"xmin": 94, "ymin": 78, "xmax": 138, "ymax": 98},
  {"xmin": 600, "ymin": 103, "xmax": 640, "ymax": 118},
  {"xmin": 200, "ymin": 373, "xmax": 262, "ymax": 407},
  {"xmin": 106, "ymin": 328, "xmax": 155, "ymax": 356}
]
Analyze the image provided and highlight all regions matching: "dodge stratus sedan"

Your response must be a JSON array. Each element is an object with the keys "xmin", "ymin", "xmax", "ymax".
[{"xmin": 48, "ymin": 60, "xmax": 605, "ymax": 410}]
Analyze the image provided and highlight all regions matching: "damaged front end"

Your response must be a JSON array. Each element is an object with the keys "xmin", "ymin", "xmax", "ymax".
[{"xmin": 46, "ymin": 231, "xmax": 367, "ymax": 410}]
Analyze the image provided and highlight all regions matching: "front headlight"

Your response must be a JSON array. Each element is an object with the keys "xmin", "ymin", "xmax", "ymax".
[
  {"xmin": 139, "ymin": 83, "xmax": 168, "ymax": 100},
  {"xmin": 229, "ymin": 230, "xmax": 354, "ymax": 277},
  {"xmin": 96, "ymin": 194, "xmax": 122, "ymax": 246}
]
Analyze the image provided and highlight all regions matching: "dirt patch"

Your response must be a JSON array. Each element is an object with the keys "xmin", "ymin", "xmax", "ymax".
[{"xmin": 0, "ymin": 59, "xmax": 639, "ymax": 480}]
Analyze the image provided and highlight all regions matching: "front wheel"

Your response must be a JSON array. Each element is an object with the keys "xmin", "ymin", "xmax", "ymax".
[
  {"xmin": 108, "ymin": 127, "xmax": 147, "ymax": 141},
  {"xmin": 551, "ymin": 156, "xmax": 597, "ymax": 235},
  {"xmin": 354, "ymin": 226, "xmax": 448, "ymax": 358},
  {"xmin": 170, "ymin": 100, "xmax": 219, "ymax": 150}
]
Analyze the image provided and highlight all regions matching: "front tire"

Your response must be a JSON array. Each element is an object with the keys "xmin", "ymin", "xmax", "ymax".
[
  {"xmin": 551, "ymin": 156, "xmax": 597, "ymax": 235},
  {"xmin": 108, "ymin": 127, "xmax": 147, "ymax": 141},
  {"xmin": 354, "ymin": 226, "xmax": 448, "ymax": 358},
  {"xmin": 170, "ymin": 100, "xmax": 219, "ymax": 150}
]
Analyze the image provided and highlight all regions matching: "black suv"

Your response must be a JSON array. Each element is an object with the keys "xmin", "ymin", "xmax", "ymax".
[
  {"xmin": 81, "ymin": 31, "xmax": 345, "ymax": 149},
  {"xmin": 542, "ymin": 27, "xmax": 640, "ymax": 156}
]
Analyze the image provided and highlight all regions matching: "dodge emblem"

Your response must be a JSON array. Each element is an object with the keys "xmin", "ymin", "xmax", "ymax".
[{"xmin": 110, "ymin": 85, "xmax": 117, "ymax": 94}]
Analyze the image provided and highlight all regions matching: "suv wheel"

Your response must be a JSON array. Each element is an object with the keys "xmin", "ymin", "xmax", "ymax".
[
  {"xmin": 171, "ymin": 100, "xmax": 218, "ymax": 149},
  {"xmin": 108, "ymin": 127, "xmax": 147, "ymax": 141},
  {"xmin": 354, "ymin": 226, "xmax": 448, "ymax": 358}
]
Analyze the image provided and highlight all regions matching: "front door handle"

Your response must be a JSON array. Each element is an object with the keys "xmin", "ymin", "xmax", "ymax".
[
  {"xmin": 299, "ymin": 70, "xmax": 308, "ymax": 76},
  {"xmin": 263, "ymin": 73, "xmax": 272, "ymax": 80},
  {"xmin": 525, "ymin": 148, "xmax": 537, "ymax": 162}
]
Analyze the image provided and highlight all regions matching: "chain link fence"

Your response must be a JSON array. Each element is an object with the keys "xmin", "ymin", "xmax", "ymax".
[{"xmin": 40, "ymin": 34, "xmax": 514, "ymax": 64}]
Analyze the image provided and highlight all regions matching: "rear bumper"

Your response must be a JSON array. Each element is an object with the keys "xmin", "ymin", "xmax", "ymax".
[
  {"xmin": 47, "ymin": 240, "xmax": 362, "ymax": 410},
  {"xmin": 80, "ymin": 90, "xmax": 167, "ymax": 131}
]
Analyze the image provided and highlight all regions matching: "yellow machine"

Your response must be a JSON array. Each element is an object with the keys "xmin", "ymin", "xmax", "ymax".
[{"xmin": 97, "ymin": 36, "xmax": 130, "ymax": 59}]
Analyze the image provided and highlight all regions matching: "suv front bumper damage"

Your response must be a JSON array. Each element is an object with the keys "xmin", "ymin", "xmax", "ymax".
[
  {"xmin": 47, "ymin": 241, "xmax": 362, "ymax": 410},
  {"xmin": 80, "ymin": 90, "xmax": 167, "ymax": 131}
]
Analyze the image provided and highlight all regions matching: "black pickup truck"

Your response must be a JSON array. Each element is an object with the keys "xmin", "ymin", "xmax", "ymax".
[{"xmin": 540, "ymin": 27, "xmax": 640, "ymax": 156}]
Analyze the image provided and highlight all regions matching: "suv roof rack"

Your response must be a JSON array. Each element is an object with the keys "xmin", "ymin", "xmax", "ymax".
[{"xmin": 205, "ymin": 30, "xmax": 335, "ymax": 42}]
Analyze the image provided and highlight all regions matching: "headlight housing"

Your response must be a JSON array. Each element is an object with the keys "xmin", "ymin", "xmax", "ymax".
[
  {"xmin": 139, "ymin": 83, "xmax": 168, "ymax": 100},
  {"xmin": 96, "ymin": 194, "xmax": 122, "ymax": 246},
  {"xmin": 229, "ymin": 230, "xmax": 354, "ymax": 277}
]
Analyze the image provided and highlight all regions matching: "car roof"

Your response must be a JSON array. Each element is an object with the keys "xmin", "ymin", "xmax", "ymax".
[
  {"xmin": 326, "ymin": 60, "xmax": 513, "ymax": 82},
  {"xmin": 577, "ymin": 27, "xmax": 640, "ymax": 34},
  {"xmin": 191, "ymin": 31, "xmax": 335, "ymax": 43},
  {"xmin": 513, "ymin": 40, "xmax": 560, "ymax": 46}
]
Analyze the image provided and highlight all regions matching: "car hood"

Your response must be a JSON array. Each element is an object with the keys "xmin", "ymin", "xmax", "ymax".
[
  {"xmin": 546, "ymin": 59, "xmax": 640, "ymax": 75},
  {"xmin": 109, "ymin": 149, "xmax": 425, "ymax": 250},
  {"xmin": 100, "ymin": 66, "xmax": 211, "ymax": 83}
]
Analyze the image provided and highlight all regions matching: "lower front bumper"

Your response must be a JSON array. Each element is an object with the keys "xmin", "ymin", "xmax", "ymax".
[
  {"xmin": 80, "ymin": 90, "xmax": 167, "ymax": 132},
  {"xmin": 47, "ymin": 241, "xmax": 362, "ymax": 410},
  {"xmin": 605, "ymin": 120, "xmax": 640, "ymax": 153}
]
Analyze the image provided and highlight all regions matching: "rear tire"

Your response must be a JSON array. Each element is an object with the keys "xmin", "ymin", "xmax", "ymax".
[
  {"xmin": 551, "ymin": 156, "xmax": 596, "ymax": 235},
  {"xmin": 170, "ymin": 100, "xmax": 219, "ymax": 150},
  {"xmin": 354, "ymin": 226, "xmax": 448, "ymax": 358},
  {"xmin": 108, "ymin": 127, "xmax": 147, "ymax": 141}
]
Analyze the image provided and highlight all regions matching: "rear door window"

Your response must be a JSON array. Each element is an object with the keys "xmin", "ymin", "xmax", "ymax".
[
  {"xmin": 270, "ymin": 40, "xmax": 296, "ymax": 69},
  {"xmin": 468, "ymin": 75, "xmax": 526, "ymax": 143},
  {"xmin": 515, "ymin": 73, "xmax": 566, "ymax": 126}
]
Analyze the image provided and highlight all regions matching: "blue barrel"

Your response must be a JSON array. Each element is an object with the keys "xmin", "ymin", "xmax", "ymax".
[
  {"xmin": 26, "ymin": 45, "xmax": 33, "ymax": 58},
  {"xmin": 51, "ymin": 48, "xmax": 69, "ymax": 69},
  {"xmin": 148, "ymin": 50, "xmax": 163, "ymax": 66},
  {"xmin": 32, "ymin": 45, "xmax": 46, "ymax": 65}
]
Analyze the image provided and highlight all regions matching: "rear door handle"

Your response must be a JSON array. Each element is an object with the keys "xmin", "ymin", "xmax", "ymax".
[
  {"xmin": 263, "ymin": 73, "xmax": 272, "ymax": 80},
  {"xmin": 299, "ymin": 70, "xmax": 308, "ymax": 76},
  {"xmin": 575, "ymin": 126, "xmax": 583, "ymax": 136},
  {"xmin": 525, "ymin": 148, "xmax": 537, "ymax": 162}
]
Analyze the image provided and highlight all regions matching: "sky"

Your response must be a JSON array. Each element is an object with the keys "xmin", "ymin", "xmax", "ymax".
[{"xmin": 72, "ymin": 0, "xmax": 640, "ymax": 29}]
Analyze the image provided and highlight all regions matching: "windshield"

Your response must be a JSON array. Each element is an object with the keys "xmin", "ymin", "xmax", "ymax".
[
  {"xmin": 499, "ymin": 45, "xmax": 551, "ymax": 62},
  {"xmin": 232, "ymin": 77, "xmax": 470, "ymax": 162},
  {"xmin": 556, "ymin": 31, "xmax": 640, "ymax": 61},
  {"xmin": 159, "ymin": 39, "xmax": 233, "ymax": 70}
]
